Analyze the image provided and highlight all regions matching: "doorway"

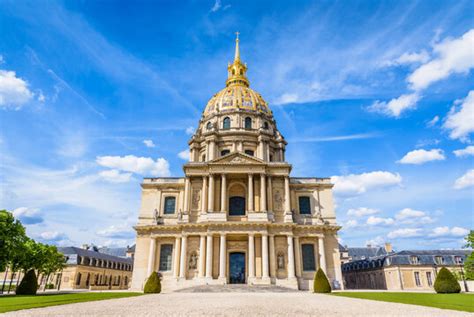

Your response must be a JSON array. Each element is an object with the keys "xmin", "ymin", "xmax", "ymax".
[{"xmin": 229, "ymin": 252, "xmax": 246, "ymax": 284}]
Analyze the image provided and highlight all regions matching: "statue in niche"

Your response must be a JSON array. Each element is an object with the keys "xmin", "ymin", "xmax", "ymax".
[
  {"xmin": 192, "ymin": 189, "xmax": 201, "ymax": 210},
  {"xmin": 274, "ymin": 190, "xmax": 283, "ymax": 211},
  {"xmin": 177, "ymin": 209, "xmax": 183, "ymax": 220},
  {"xmin": 188, "ymin": 252, "xmax": 198, "ymax": 270},
  {"xmin": 277, "ymin": 252, "xmax": 285, "ymax": 269}
]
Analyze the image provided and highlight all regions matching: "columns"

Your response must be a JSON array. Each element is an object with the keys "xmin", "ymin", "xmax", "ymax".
[
  {"xmin": 173, "ymin": 237, "xmax": 181, "ymax": 278},
  {"xmin": 284, "ymin": 176, "xmax": 291, "ymax": 213},
  {"xmin": 269, "ymin": 234, "xmax": 276, "ymax": 278},
  {"xmin": 220, "ymin": 174, "xmax": 227, "ymax": 213},
  {"xmin": 209, "ymin": 140, "xmax": 215, "ymax": 160},
  {"xmin": 261, "ymin": 234, "xmax": 269, "ymax": 279},
  {"xmin": 205, "ymin": 234, "xmax": 213, "ymax": 279},
  {"xmin": 201, "ymin": 176, "xmax": 208, "ymax": 214},
  {"xmin": 248, "ymin": 174, "xmax": 254, "ymax": 212},
  {"xmin": 198, "ymin": 235, "xmax": 206, "ymax": 278},
  {"xmin": 179, "ymin": 235, "xmax": 187, "ymax": 278},
  {"xmin": 267, "ymin": 176, "xmax": 273, "ymax": 211},
  {"xmin": 287, "ymin": 235, "xmax": 296, "ymax": 279},
  {"xmin": 184, "ymin": 177, "xmax": 191, "ymax": 212},
  {"xmin": 208, "ymin": 175, "xmax": 215, "ymax": 212},
  {"xmin": 318, "ymin": 236, "xmax": 327, "ymax": 274},
  {"xmin": 219, "ymin": 234, "xmax": 226, "ymax": 280},
  {"xmin": 248, "ymin": 234, "xmax": 255, "ymax": 279},
  {"xmin": 260, "ymin": 174, "xmax": 266, "ymax": 212},
  {"xmin": 147, "ymin": 238, "xmax": 156, "ymax": 277},
  {"xmin": 294, "ymin": 237, "xmax": 302, "ymax": 277}
]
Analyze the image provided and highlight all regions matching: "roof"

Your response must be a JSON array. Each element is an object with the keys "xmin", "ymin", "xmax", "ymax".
[
  {"xmin": 347, "ymin": 246, "xmax": 389, "ymax": 260},
  {"xmin": 58, "ymin": 246, "xmax": 134, "ymax": 265}
]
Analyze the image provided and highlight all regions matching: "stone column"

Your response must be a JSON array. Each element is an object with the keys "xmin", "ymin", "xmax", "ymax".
[
  {"xmin": 262, "ymin": 233, "xmax": 269, "ymax": 280},
  {"xmin": 318, "ymin": 236, "xmax": 327, "ymax": 274},
  {"xmin": 147, "ymin": 238, "xmax": 156, "ymax": 277},
  {"xmin": 248, "ymin": 174, "xmax": 254, "ymax": 212},
  {"xmin": 205, "ymin": 234, "xmax": 213, "ymax": 279},
  {"xmin": 201, "ymin": 176, "xmax": 208, "ymax": 214},
  {"xmin": 294, "ymin": 237, "xmax": 302, "ymax": 277},
  {"xmin": 267, "ymin": 176, "xmax": 273, "ymax": 211},
  {"xmin": 260, "ymin": 174, "xmax": 267, "ymax": 212},
  {"xmin": 287, "ymin": 235, "xmax": 296, "ymax": 279},
  {"xmin": 198, "ymin": 235, "xmax": 206, "ymax": 278},
  {"xmin": 179, "ymin": 235, "xmax": 187, "ymax": 278},
  {"xmin": 219, "ymin": 234, "xmax": 226, "ymax": 281},
  {"xmin": 269, "ymin": 234, "xmax": 276, "ymax": 278},
  {"xmin": 248, "ymin": 234, "xmax": 255, "ymax": 280},
  {"xmin": 209, "ymin": 140, "xmax": 215, "ymax": 160},
  {"xmin": 184, "ymin": 177, "xmax": 190, "ymax": 212},
  {"xmin": 208, "ymin": 175, "xmax": 215, "ymax": 212},
  {"xmin": 220, "ymin": 174, "xmax": 227, "ymax": 213},
  {"xmin": 284, "ymin": 176, "xmax": 291, "ymax": 213},
  {"xmin": 258, "ymin": 140, "xmax": 264, "ymax": 160},
  {"xmin": 173, "ymin": 237, "xmax": 181, "ymax": 278}
]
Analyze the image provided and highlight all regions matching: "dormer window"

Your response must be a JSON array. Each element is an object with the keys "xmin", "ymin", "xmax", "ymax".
[
  {"xmin": 206, "ymin": 122, "xmax": 212, "ymax": 130},
  {"xmin": 454, "ymin": 256, "xmax": 463, "ymax": 264},
  {"xmin": 435, "ymin": 256, "xmax": 444, "ymax": 265},
  {"xmin": 410, "ymin": 256, "xmax": 420, "ymax": 265},
  {"xmin": 263, "ymin": 121, "xmax": 269, "ymax": 129},
  {"xmin": 223, "ymin": 117, "xmax": 231, "ymax": 129},
  {"xmin": 244, "ymin": 117, "xmax": 252, "ymax": 129}
]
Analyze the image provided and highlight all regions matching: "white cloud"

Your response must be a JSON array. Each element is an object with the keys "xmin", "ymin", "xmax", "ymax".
[
  {"xmin": 37, "ymin": 90, "xmax": 45, "ymax": 102},
  {"xmin": 143, "ymin": 139, "xmax": 155, "ymax": 148},
  {"xmin": 185, "ymin": 126, "xmax": 195, "ymax": 135},
  {"xmin": 454, "ymin": 169, "xmax": 474, "ymax": 189},
  {"xmin": 368, "ymin": 93, "xmax": 420, "ymax": 118},
  {"xmin": 343, "ymin": 219, "xmax": 358, "ymax": 229},
  {"xmin": 408, "ymin": 29, "xmax": 474, "ymax": 91},
  {"xmin": 98, "ymin": 169, "xmax": 133, "ymax": 183},
  {"xmin": 426, "ymin": 115, "xmax": 439, "ymax": 127},
  {"xmin": 210, "ymin": 0, "xmax": 221, "ymax": 12},
  {"xmin": 347, "ymin": 207, "xmax": 379, "ymax": 217},
  {"xmin": 13, "ymin": 207, "xmax": 44, "ymax": 225},
  {"xmin": 453, "ymin": 145, "xmax": 474, "ymax": 157},
  {"xmin": 391, "ymin": 51, "xmax": 430, "ymax": 65},
  {"xmin": 387, "ymin": 228, "xmax": 423, "ymax": 239},
  {"xmin": 97, "ymin": 224, "xmax": 135, "ymax": 239},
  {"xmin": 96, "ymin": 155, "xmax": 170, "ymax": 177},
  {"xmin": 429, "ymin": 226, "xmax": 469, "ymax": 237},
  {"xmin": 395, "ymin": 208, "xmax": 434, "ymax": 224},
  {"xmin": 178, "ymin": 149, "xmax": 190, "ymax": 160},
  {"xmin": 365, "ymin": 236, "xmax": 385, "ymax": 247},
  {"xmin": 443, "ymin": 90, "xmax": 474, "ymax": 141},
  {"xmin": 38, "ymin": 231, "xmax": 68, "ymax": 243},
  {"xmin": 397, "ymin": 148, "xmax": 445, "ymax": 165},
  {"xmin": 332, "ymin": 171, "xmax": 402, "ymax": 196},
  {"xmin": 0, "ymin": 69, "xmax": 34, "ymax": 109},
  {"xmin": 366, "ymin": 216, "xmax": 394, "ymax": 226}
]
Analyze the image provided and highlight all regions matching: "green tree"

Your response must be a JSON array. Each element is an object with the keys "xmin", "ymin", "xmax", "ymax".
[
  {"xmin": 144, "ymin": 272, "xmax": 161, "ymax": 293},
  {"xmin": 434, "ymin": 267, "xmax": 461, "ymax": 293},
  {"xmin": 0, "ymin": 210, "xmax": 27, "ymax": 272},
  {"xmin": 464, "ymin": 230, "xmax": 474, "ymax": 280},
  {"xmin": 313, "ymin": 268, "xmax": 331, "ymax": 293},
  {"xmin": 39, "ymin": 245, "xmax": 66, "ymax": 291},
  {"xmin": 15, "ymin": 269, "xmax": 38, "ymax": 295}
]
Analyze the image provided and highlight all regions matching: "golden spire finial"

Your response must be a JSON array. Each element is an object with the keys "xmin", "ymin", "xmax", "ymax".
[{"xmin": 234, "ymin": 31, "xmax": 240, "ymax": 61}]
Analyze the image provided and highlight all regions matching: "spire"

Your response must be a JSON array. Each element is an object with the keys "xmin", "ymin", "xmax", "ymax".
[
  {"xmin": 226, "ymin": 32, "xmax": 249, "ymax": 87},
  {"xmin": 234, "ymin": 31, "xmax": 240, "ymax": 61}
]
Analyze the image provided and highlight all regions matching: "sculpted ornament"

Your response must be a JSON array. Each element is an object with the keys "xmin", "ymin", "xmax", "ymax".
[
  {"xmin": 230, "ymin": 156, "xmax": 245, "ymax": 163},
  {"xmin": 273, "ymin": 190, "xmax": 283, "ymax": 211},
  {"xmin": 192, "ymin": 189, "xmax": 201, "ymax": 210},
  {"xmin": 277, "ymin": 252, "xmax": 285, "ymax": 269},
  {"xmin": 188, "ymin": 252, "xmax": 198, "ymax": 270}
]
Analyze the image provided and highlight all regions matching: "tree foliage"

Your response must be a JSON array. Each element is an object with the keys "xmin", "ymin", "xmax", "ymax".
[
  {"xmin": 144, "ymin": 272, "xmax": 161, "ymax": 293},
  {"xmin": 0, "ymin": 210, "xmax": 27, "ymax": 272},
  {"xmin": 313, "ymin": 268, "xmax": 331, "ymax": 293},
  {"xmin": 16, "ymin": 270, "xmax": 38, "ymax": 295},
  {"xmin": 434, "ymin": 267, "xmax": 461, "ymax": 293},
  {"xmin": 464, "ymin": 230, "xmax": 474, "ymax": 280}
]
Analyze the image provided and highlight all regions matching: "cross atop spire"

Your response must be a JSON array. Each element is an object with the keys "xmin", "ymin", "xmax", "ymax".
[
  {"xmin": 226, "ymin": 32, "xmax": 249, "ymax": 87},
  {"xmin": 234, "ymin": 31, "xmax": 240, "ymax": 62}
]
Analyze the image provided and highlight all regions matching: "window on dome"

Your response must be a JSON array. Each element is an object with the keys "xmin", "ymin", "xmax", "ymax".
[
  {"xmin": 263, "ymin": 121, "xmax": 269, "ymax": 129},
  {"xmin": 244, "ymin": 117, "xmax": 252, "ymax": 129},
  {"xmin": 223, "ymin": 117, "xmax": 231, "ymax": 129},
  {"xmin": 221, "ymin": 150, "xmax": 230, "ymax": 156},
  {"xmin": 240, "ymin": 69, "xmax": 243, "ymax": 75},
  {"xmin": 298, "ymin": 196, "xmax": 311, "ymax": 215},
  {"xmin": 245, "ymin": 150, "xmax": 254, "ymax": 156},
  {"xmin": 302, "ymin": 244, "xmax": 316, "ymax": 271},
  {"xmin": 206, "ymin": 122, "xmax": 212, "ymax": 130},
  {"xmin": 201, "ymin": 155, "xmax": 206, "ymax": 162}
]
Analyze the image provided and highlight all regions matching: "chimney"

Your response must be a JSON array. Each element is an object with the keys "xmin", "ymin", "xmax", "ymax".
[
  {"xmin": 81, "ymin": 244, "xmax": 89, "ymax": 250},
  {"xmin": 366, "ymin": 244, "xmax": 372, "ymax": 248},
  {"xmin": 385, "ymin": 242, "xmax": 392, "ymax": 253}
]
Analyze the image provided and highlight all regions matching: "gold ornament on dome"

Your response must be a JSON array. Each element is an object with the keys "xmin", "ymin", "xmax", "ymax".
[{"xmin": 203, "ymin": 33, "xmax": 272, "ymax": 116}]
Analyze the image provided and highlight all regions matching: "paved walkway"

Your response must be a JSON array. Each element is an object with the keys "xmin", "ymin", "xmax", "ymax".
[{"xmin": 4, "ymin": 292, "xmax": 472, "ymax": 317}]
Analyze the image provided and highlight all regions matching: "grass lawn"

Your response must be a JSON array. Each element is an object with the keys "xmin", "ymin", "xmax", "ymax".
[
  {"xmin": 0, "ymin": 292, "xmax": 143, "ymax": 313},
  {"xmin": 332, "ymin": 292, "xmax": 474, "ymax": 312}
]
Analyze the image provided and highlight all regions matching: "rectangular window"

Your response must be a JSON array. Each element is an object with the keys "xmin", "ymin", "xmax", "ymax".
[
  {"xmin": 454, "ymin": 256, "xmax": 463, "ymax": 264},
  {"xmin": 414, "ymin": 272, "xmax": 421, "ymax": 287},
  {"xmin": 298, "ymin": 196, "xmax": 311, "ymax": 215},
  {"xmin": 435, "ymin": 256, "xmax": 444, "ymax": 265},
  {"xmin": 163, "ymin": 197, "xmax": 176, "ymax": 214},
  {"xmin": 244, "ymin": 150, "xmax": 254, "ymax": 156},
  {"xmin": 410, "ymin": 256, "xmax": 419, "ymax": 265},
  {"xmin": 159, "ymin": 244, "xmax": 173, "ymax": 271},
  {"xmin": 426, "ymin": 272, "xmax": 433, "ymax": 287},
  {"xmin": 302, "ymin": 244, "xmax": 316, "ymax": 271},
  {"xmin": 221, "ymin": 150, "xmax": 230, "ymax": 156}
]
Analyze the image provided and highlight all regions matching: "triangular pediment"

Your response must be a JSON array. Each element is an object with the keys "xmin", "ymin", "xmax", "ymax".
[{"xmin": 210, "ymin": 152, "xmax": 265, "ymax": 165}]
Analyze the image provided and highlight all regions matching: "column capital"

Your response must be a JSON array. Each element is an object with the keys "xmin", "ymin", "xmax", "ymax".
[
  {"xmin": 248, "ymin": 232, "xmax": 255, "ymax": 237},
  {"xmin": 260, "ymin": 232, "xmax": 268, "ymax": 237}
]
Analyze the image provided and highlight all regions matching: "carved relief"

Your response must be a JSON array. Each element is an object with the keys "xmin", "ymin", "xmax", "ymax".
[
  {"xmin": 273, "ymin": 189, "xmax": 283, "ymax": 211},
  {"xmin": 188, "ymin": 251, "xmax": 198, "ymax": 270},
  {"xmin": 227, "ymin": 241, "xmax": 247, "ymax": 251},
  {"xmin": 230, "ymin": 156, "xmax": 245, "ymax": 163},
  {"xmin": 277, "ymin": 252, "xmax": 285, "ymax": 269},
  {"xmin": 191, "ymin": 189, "xmax": 201, "ymax": 210}
]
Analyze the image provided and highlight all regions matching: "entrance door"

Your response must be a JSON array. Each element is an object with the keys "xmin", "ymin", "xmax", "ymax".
[
  {"xmin": 229, "ymin": 196, "xmax": 245, "ymax": 216},
  {"xmin": 229, "ymin": 252, "xmax": 246, "ymax": 284}
]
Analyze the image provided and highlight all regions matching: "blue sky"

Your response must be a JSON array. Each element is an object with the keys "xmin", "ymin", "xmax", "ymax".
[{"xmin": 0, "ymin": 0, "xmax": 473, "ymax": 250}]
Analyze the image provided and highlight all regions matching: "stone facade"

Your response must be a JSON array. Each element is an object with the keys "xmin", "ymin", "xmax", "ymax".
[{"xmin": 131, "ymin": 35, "xmax": 343, "ymax": 291}]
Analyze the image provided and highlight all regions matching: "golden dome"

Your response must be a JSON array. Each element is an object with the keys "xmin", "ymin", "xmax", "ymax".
[{"xmin": 203, "ymin": 33, "xmax": 272, "ymax": 116}]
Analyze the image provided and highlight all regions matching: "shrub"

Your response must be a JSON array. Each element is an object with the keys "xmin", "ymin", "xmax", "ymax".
[
  {"xmin": 313, "ymin": 268, "xmax": 331, "ymax": 293},
  {"xmin": 144, "ymin": 272, "xmax": 161, "ymax": 293},
  {"xmin": 16, "ymin": 270, "xmax": 38, "ymax": 295},
  {"xmin": 434, "ymin": 267, "xmax": 461, "ymax": 293}
]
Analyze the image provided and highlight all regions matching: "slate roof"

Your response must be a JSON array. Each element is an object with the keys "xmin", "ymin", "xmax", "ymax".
[
  {"xmin": 347, "ymin": 246, "xmax": 389, "ymax": 260},
  {"xmin": 58, "ymin": 246, "xmax": 134, "ymax": 265}
]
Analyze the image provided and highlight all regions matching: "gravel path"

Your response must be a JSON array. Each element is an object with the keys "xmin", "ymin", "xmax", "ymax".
[{"xmin": 3, "ymin": 292, "xmax": 472, "ymax": 317}]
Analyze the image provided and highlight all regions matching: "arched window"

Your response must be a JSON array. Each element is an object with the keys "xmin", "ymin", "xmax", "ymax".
[
  {"xmin": 76, "ymin": 273, "xmax": 82, "ymax": 285},
  {"xmin": 223, "ymin": 117, "xmax": 231, "ymax": 129},
  {"xmin": 206, "ymin": 122, "xmax": 212, "ymax": 130},
  {"xmin": 263, "ymin": 121, "xmax": 269, "ymax": 130},
  {"xmin": 244, "ymin": 117, "xmax": 252, "ymax": 129},
  {"xmin": 201, "ymin": 154, "xmax": 206, "ymax": 162}
]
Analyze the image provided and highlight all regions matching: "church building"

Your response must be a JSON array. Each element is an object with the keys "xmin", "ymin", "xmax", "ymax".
[{"xmin": 131, "ymin": 35, "xmax": 343, "ymax": 291}]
